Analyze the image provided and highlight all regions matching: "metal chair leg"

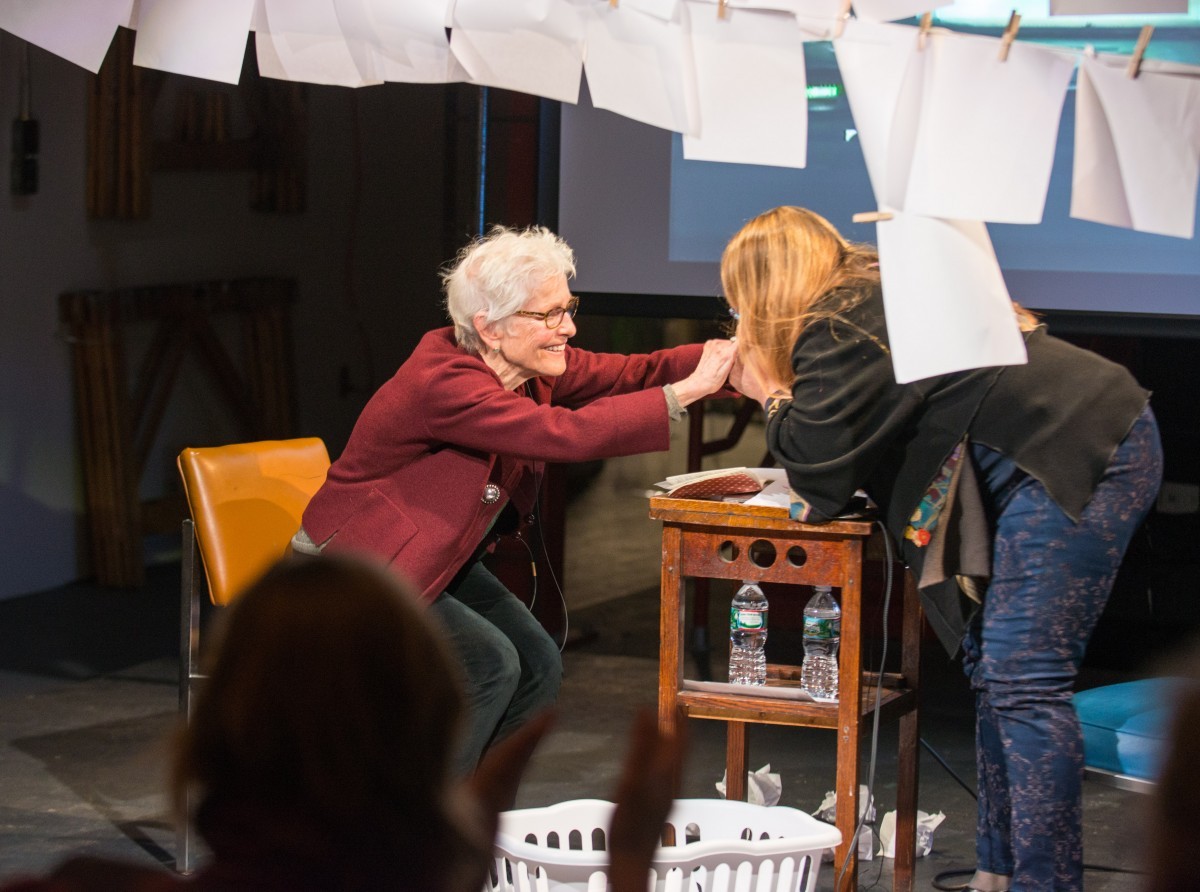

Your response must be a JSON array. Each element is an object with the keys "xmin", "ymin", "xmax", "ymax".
[{"xmin": 177, "ymin": 519, "xmax": 203, "ymax": 874}]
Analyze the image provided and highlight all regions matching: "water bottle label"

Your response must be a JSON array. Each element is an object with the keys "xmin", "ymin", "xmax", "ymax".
[
  {"xmin": 730, "ymin": 607, "xmax": 765, "ymax": 630},
  {"xmin": 803, "ymin": 615, "xmax": 840, "ymax": 638}
]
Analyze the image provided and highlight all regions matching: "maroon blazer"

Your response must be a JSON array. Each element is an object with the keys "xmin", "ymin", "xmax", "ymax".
[{"xmin": 303, "ymin": 328, "xmax": 705, "ymax": 603}]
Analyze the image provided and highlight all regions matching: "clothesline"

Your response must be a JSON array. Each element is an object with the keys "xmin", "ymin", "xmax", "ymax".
[{"xmin": 2, "ymin": 0, "xmax": 1198, "ymax": 383}]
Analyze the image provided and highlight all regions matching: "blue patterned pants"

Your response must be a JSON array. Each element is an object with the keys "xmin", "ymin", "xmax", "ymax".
[{"xmin": 962, "ymin": 406, "xmax": 1162, "ymax": 891}]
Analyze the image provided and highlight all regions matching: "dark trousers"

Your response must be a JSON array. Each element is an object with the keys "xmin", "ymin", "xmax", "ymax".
[{"xmin": 431, "ymin": 561, "xmax": 562, "ymax": 775}]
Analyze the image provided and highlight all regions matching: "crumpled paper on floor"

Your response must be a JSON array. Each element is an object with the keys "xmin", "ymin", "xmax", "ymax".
[
  {"xmin": 813, "ymin": 786, "xmax": 876, "ymax": 861},
  {"xmin": 715, "ymin": 764, "xmax": 781, "ymax": 806},
  {"xmin": 877, "ymin": 809, "xmax": 945, "ymax": 858}
]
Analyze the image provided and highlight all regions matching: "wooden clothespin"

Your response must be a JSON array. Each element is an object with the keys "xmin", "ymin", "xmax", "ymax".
[
  {"xmin": 917, "ymin": 12, "xmax": 933, "ymax": 51},
  {"xmin": 1127, "ymin": 25, "xmax": 1153, "ymax": 79},
  {"xmin": 852, "ymin": 211, "xmax": 894, "ymax": 223},
  {"xmin": 831, "ymin": 0, "xmax": 853, "ymax": 40},
  {"xmin": 718, "ymin": 0, "xmax": 728, "ymax": 19},
  {"xmin": 998, "ymin": 11, "xmax": 1021, "ymax": 62}
]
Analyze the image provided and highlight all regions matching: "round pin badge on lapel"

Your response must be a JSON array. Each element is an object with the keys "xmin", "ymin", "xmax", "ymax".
[{"xmin": 482, "ymin": 483, "xmax": 501, "ymax": 505}]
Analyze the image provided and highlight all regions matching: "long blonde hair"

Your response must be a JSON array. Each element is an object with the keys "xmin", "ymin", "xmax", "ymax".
[
  {"xmin": 721, "ymin": 206, "xmax": 880, "ymax": 387},
  {"xmin": 721, "ymin": 206, "xmax": 1039, "ymax": 386}
]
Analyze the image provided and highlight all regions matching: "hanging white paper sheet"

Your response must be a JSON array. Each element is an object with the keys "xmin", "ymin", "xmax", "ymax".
[
  {"xmin": 132, "ymin": 0, "xmax": 255, "ymax": 84},
  {"xmin": 852, "ymin": 0, "xmax": 951, "ymax": 22},
  {"xmin": 582, "ymin": 2, "xmax": 700, "ymax": 135},
  {"xmin": 450, "ymin": 0, "xmax": 585, "ymax": 103},
  {"xmin": 688, "ymin": 0, "xmax": 844, "ymax": 32},
  {"xmin": 904, "ymin": 31, "xmax": 1073, "ymax": 223},
  {"xmin": 681, "ymin": 4, "xmax": 808, "ymax": 168},
  {"xmin": 1051, "ymin": 0, "xmax": 1186, "ymax": 14},
  {"xmin": 0, "ymin": 0, "xmax": 133, "ymax": 72},
  {"xmin": 691, "ymin": 0, "xmax": 840, "ymax": 13},
  {"xmin": 835, "ymin": 19, "xmax": 926, "ymax": 204},
  {"xmin": 875, "ymin": 213, "xmax": 1027, "ymax": 383},
  {"xmin": 835, "ymin": 20, "xmax": 1073, "ymax": 224},
  {"xmin": 1071, "ymin": 56, "xmax": 1200, "ymax": 239},
  {"xmin": 256, "ymin": 0, "xmax": 380, "ymax": 86},
  {"xmin": 361, "ymin": 0, "xmax": 467, "ymax": 84},
  {"xmin": 624, "ymin": 0, "xmax": 682, "ymax": 20}
]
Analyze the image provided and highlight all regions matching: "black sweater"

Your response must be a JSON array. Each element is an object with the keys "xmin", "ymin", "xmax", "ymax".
[{"xmin": 766, "ymin": 286, "xmax": 1148, "ymax": 652}]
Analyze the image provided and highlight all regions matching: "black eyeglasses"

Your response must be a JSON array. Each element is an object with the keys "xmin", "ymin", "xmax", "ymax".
[{"xmin": 512, "ymin": 296, "xmax": 580, "ymax": 329}]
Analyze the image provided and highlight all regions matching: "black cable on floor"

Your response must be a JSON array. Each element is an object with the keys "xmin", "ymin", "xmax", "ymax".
[
  {"xmin": 919, "ymin": 737, "xmax": 976, "ymax": 800},
  {"xmin": 930, "ymin": 868, "xmax": 975, "ymax": 891}
]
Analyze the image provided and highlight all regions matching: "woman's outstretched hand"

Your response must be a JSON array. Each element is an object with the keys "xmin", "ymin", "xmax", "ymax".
[{"xmin": 672, "ymin": 339, "xmax": 738, "ymax": 408}]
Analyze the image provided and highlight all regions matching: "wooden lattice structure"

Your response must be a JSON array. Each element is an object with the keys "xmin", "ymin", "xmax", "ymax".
[{"xmin": 59, "ymin": 278, "xmax": 297, "ymax": 587}]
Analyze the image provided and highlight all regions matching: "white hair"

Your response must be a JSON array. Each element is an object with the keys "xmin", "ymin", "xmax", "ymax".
[{"xmin": 442, "ymin": 226, "xmax": 576, "ymax": 355}]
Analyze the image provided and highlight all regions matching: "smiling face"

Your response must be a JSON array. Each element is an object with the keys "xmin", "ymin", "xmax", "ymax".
[{"xmin": 477, "ymin": 274, "xmax": 578, "ymax": 390}]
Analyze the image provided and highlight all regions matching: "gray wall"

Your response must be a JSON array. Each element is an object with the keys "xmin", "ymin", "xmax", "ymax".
[{"xmin": 0, "ymin": 35, "xmax": 457, "ymax": 600}]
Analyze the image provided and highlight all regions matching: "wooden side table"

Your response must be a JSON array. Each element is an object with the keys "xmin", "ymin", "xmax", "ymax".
[{"xmin": 650, "ymin": 495, "xmax": 922, "ymax": 892}]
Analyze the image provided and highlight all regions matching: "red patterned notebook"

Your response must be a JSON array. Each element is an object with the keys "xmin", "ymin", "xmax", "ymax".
[{"xmin": 664, "ymin": 470, "xmax": 764, "ymax": 501}]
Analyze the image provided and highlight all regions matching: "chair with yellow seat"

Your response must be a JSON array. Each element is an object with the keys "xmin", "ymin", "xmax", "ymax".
[{"xmin": 175, "ymin": 437, "xmax": 330, "ymax": 872}]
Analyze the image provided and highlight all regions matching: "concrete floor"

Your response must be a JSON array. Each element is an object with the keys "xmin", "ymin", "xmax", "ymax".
[{"xmin": 0, "ymin": 420, "xmax": 1161, "ymax": 889}]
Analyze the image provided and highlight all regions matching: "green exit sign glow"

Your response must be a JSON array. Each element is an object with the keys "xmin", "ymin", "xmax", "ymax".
[{"xmin": 806, "ymin": 84, "xmax": 842, "ymax": 100}]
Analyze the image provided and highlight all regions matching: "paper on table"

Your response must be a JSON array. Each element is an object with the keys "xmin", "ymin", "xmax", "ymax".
[
  {"xmin": 1071, "ymin": 56, "xmax": 1200, "ymax": 239},
  {"xmin": 681, "ymin": 4, "xmax": 809, "ymax": 168},
  {"xmin": 743, "ymin": 470, "xmax": 792, "ymax": 509},
  {"xmin": 0, "ymin": 0, "xmax": 133, "ymax": 73},
  {"xmin": 257, "ymin": 0, "xmax": 380, "ymax": 86},
  {"xmin": 876, "ymin": 213, "xmax": 1028, "ymax": 383},
  {"xmin": 582, "ymin": 2, "xmax": 700, "ymax": 135},
  {"xmin": 836, "ymin": 20, "xmax": 1073, "ymax": 224},
  {"xmin": 450, "ymin": 0, "xmax": 585, "ymax": 103},
  {"xmin": 132, "ymin": 0, "xmax": 255, "ymax": 84}
]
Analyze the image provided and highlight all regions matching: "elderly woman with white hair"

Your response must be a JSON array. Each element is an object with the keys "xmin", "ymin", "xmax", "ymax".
[{"xmin": 296, "ymin": 225, "xmax": 736, "ymax": 773}]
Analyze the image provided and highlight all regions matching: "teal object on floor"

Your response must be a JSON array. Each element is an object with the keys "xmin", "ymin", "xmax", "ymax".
[{"xmin": 1074, "ymin": 678, "xmax": 1180, "ymax": 791}]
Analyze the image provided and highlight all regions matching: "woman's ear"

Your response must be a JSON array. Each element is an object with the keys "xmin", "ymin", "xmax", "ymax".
[{"xmin": 473, "ymin": 312, "xmax": 501, "ymax": 353}]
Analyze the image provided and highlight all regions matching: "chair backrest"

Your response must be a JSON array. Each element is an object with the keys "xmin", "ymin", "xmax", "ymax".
[{"xmin": 178, "ymin": 438, "xmax": 330, "ymax": 606}]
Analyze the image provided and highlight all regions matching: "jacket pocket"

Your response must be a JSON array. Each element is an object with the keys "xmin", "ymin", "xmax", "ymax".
[{"xmin": 328, "ymin": 488, "xmax": 418, "ymax": 562}]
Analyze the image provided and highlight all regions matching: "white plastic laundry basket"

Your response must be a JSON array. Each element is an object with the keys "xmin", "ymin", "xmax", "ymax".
[{"xmin": 487, "ymin": 798, "xmax": 841, "ymax": 892}]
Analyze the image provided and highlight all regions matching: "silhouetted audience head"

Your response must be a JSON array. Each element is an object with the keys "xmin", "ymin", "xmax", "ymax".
[
  {"xmin": 173, "ymin": 554, "xmax": 487, "ymax": 890},
  {"xmin": 1145, "ymin": 680, "xmax": 1200, "ymax": 892}
]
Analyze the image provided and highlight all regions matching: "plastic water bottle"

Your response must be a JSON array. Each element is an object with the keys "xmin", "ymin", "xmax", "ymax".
[
  {"xmin": 729, "ymin": 581, "xmax": 768, "ymax": 685},
  {"xmin": 801, "ymin": 585, "xmax": 840, "ymax": 699}
]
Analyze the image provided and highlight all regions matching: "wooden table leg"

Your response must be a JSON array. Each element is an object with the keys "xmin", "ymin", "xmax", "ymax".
[
  {"xmin": 658, "ymin": 525, "xmax": 685, "ymax": 734},
  {"xmin": 725, "ymin": 722, "xmax": 749, "ymax": 802}
]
